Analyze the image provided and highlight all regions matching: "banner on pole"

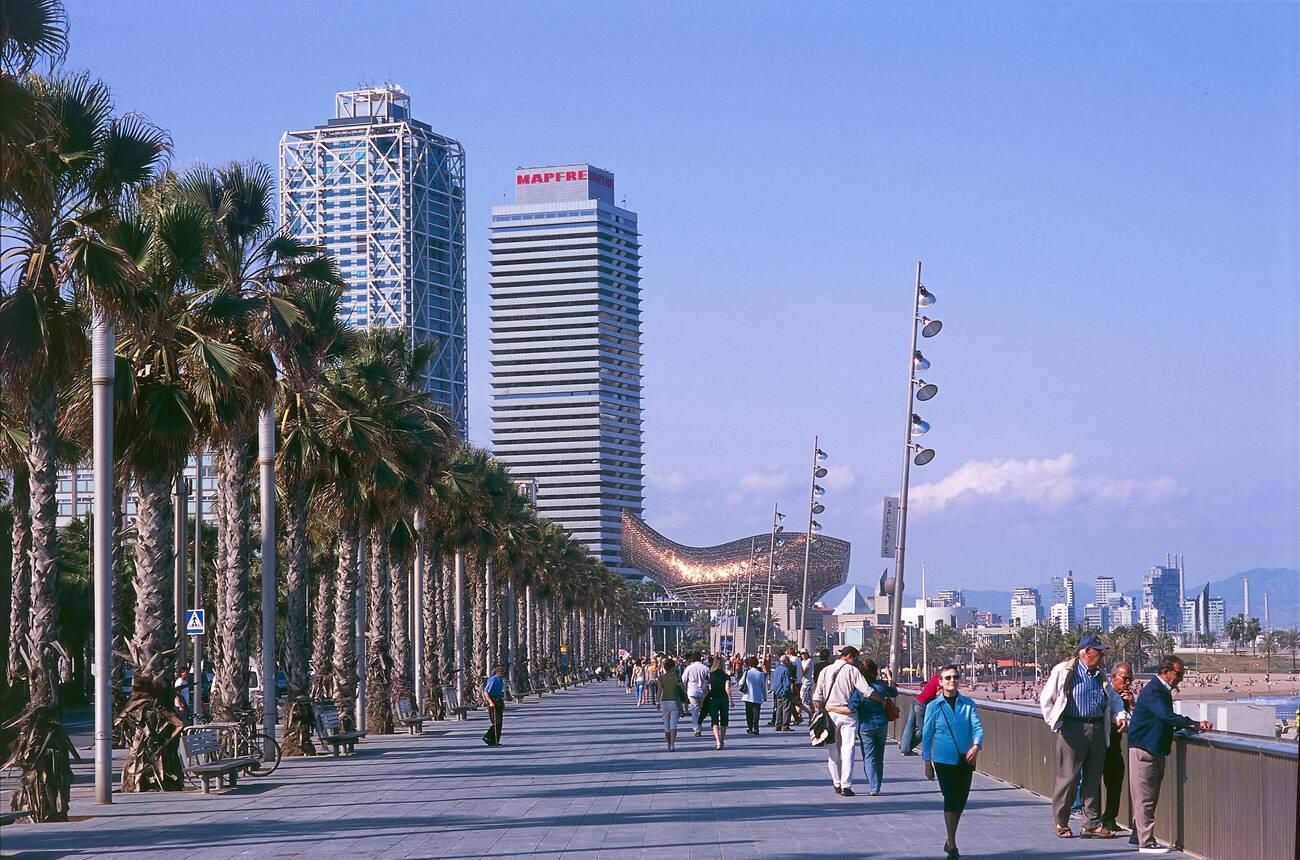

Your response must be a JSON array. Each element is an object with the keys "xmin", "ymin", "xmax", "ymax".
[{"xmin": 881, "ymin": 497, "xmax": 899, "ymax": 558}]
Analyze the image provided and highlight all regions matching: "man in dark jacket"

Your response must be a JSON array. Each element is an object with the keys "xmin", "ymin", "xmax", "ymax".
[{"xmin": 1126, "ymin": 656, "xmax": 1211, "ymax": 854}]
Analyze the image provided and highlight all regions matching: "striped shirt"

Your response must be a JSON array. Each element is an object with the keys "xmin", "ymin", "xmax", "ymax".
[{"xmin": 1064, "ymin": 661, "xmax": 1105, "ymax": 719}]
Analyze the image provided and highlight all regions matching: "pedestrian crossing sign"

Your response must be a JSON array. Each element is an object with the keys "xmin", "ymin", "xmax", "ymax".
[{"xmin": 185, "ymin": 609, "xmax": 205, "ymax": 636}]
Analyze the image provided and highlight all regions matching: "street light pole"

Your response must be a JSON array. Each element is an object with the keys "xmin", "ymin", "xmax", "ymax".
[
  {"xmin": 798, "ymin": 437, "xmax": 827, "ymax": 651},
  {"xmin": 761, "ymin": 503, "xmax": 784, "ymax": 655},
  {"xmin": 412, "ymin": 508, "xmax": 424, "ymax": 711},
  {"xmin": 91, "ymin": 313, "xmax": 114, "ymax": 805},
  {"xmin": 889, "ymin": 261, "xmax": 943, "ymax": 680},
  {"xmin": 258, "ymin": 409, "xmax": 276, "ymax": 755},
  {"xmin": 742, "ymin": 538, "xmax": 757, "ymax": 654}
]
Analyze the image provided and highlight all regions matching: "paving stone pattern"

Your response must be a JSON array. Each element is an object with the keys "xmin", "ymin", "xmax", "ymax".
[{"xmin": 2, "ymin": 682, "xmax": 1149, "ymax": 859}]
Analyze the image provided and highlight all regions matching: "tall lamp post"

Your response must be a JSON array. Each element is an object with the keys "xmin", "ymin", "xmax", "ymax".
[
  {"xmin": 797, "ymin": 438, "xmax": 828, "ymax": 651},
  {"xmin": 760, "ymin": 504, "xmax": 785, "ymax": 655},
  {"xmin": 91, "ymin": 313, "xmax": 114, "ymax": 805},
  {"xmin": 887, "ymin": 261, "xmax": 943, "ymax": 680}
]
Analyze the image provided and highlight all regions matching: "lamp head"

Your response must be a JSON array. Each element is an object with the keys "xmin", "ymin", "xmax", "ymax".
[
  {"xmin": 915, "ymin": 381, "xmax": 939, "ymax": 402},
  {"xmin": 910, "ymin": 413, "xmax": 931, "ymax": 436},
  {"xmin": 921, "ymin": 317, "xmax": 943, "ymax": 338},
  {"xmin": 814, "ymin": 466, "xmax": 828, "ymax": 478},
  {"xmin": 918, "ymin": 285, "xmax": 936, "ymax": 308},
  {"xmin": 913, "ymin": 350, "xmax": 930, "ymax": 372},
  {"xmin": 811, "ymin": 503, "xmax": 825, "ymax": 514}
]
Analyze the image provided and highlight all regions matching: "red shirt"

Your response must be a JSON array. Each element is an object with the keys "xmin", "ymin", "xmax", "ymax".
[{"xmin": 916, "ymin": 673, "xmax": 942, "ymax": 704}]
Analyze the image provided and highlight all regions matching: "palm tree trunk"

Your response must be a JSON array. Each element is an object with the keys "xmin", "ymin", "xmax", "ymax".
[
  {"xmin": 309, "ymin": 539, "xmax": 336, "ymax": 701},
  {"xmin": 110, "ymin": 481, "xmax": 129, "ymax": 747},
  {"xmin": 331, "ymin": 520, "xmax": 361, "ymax": 726},
  {"xmin": 119, "ymin": 474, "xmax": 184, "ymax": 792},
  {"xmin": 280, "ymin": 480, "xmax": 315, "ymax": 756},
  {"xmin": 365, "ymin": 527, "xmax": 393, "ymax": 733},
  {"xmin": 6, "ymin": 462, "xmax": 30, "ymax": 688},
  {"xmin": 10, "ymin": 386, "xmax": 74, "ymax": 820},
  {"xmin": 389, "ymin": 540, "xmax": 412, "ymax": 701},
  {"xmin": 212, "ymin": 433, "xmax": 252, "ymax": 721},
  {"xmin": 470, "ymin": 557, "xmax": 485, "ymax": 705},
  {"xmin": 421, "ymin": 545, "xmax": 443, "ymax": 718}
]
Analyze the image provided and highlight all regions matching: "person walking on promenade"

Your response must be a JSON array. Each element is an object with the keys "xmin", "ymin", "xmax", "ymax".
[
  {"xmin": 682, "ymin": 651, "xmax": 711, "ymax": 737},
  {"xmin": 789, "ymin": 650, "xmax": 806, "ymax": 725},
  {"xmin": 922, "ymin": 665, "xmax": 984, "ymax": 859},
  {"xmin": 632, "ymin": 659, "xmax": 646, "ymax": 706},
  {"xmin": 741, "ymin": 655, "xmax": 767, "ymax": 735},
  {"xmin": 770, "ymin": 655, "xmax": 794, "ymax": 731},
  {"xmin": 658, "ymin": 657, "xmax": 685, "ymax": 751},
  {"xmin": 851, "ymin": 660, "xmax": 898, "ymax": 795},
  {"xmin": 901, "ymin": 671, "xmax": 941, "ymax": 755},
  {"xmin": 1127, "ymin": 656, "xmax": 1211, "ymax": 854},
  {"xmin": 812, "ymin": 645, "xmax": 880, "ymax": 796},
  {"xmin": 1102, "ymin": 662, "xmax": 1135, "ymax": 834},
  {"xmin": 1038, "ymin": 633, "xmax": 1127, "ymax": 839},
  {"xmin": 645, "ymin": 657, "xmax": 660, "ymax": 707},
  {"xmin": 706, "ymin": 656, "xmax": 732, "ymax": 749},
  {"xmin": 483, "ymin": 665, "xmax": 507, "ymax": 746}
]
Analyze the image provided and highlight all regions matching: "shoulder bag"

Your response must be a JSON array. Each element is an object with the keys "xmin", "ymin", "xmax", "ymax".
[{"xmin": 808, "ymin": 663, "xmax": 850, "ymax": 748}]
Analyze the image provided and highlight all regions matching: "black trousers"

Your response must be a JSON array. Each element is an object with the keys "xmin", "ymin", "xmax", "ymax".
[
  {"xmin": 934, "ymin": 761, "xmax": 974, "ymax": 813},
  {"xmin": 1102, "ymin": 730, "xmax": 1125, "ymax": 824},
  {"xmin": 745, "ymin": 701, "xmax": 761, "ymax": 732},
  {"xmin": 484, "ymin": 699, "xmax": 504, "ymax": 745}
]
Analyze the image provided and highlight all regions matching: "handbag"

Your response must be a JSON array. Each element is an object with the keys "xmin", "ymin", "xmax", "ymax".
[
  {"xmin": 884, "ymin": 697, "xmax": 901, "ymax": 722},
  {"xmin": 808, "ymin": 663, "xmax": 850, "ymax": 747}
]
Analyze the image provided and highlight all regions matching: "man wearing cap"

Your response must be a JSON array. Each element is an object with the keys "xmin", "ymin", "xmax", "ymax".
[{"xmin": 1038, "ymin": 633, "xmax": 1127, "ymax": 839}]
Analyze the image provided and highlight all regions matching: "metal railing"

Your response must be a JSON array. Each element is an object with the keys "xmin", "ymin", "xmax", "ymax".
[{"xmin": 893, "ymin": 691, "xmax": 1297, "ymax": 860}]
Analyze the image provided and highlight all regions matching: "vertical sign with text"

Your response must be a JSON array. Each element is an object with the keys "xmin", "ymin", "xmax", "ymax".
[{"xmin": 881, "ymin": 497, "xmax": 899, "ymax": 558}]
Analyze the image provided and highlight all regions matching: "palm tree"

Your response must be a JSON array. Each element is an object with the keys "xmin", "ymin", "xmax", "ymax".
[
  {"xmin": 1, "ymin": 399, "xmax": 31, "ymax": 691},
  {"xmin": 1244, "ymin": 617, "xmax": 1262, "ymax": 655},
  {"xmin": 274, "ymin": 280, "xmax": 350, "ymax": 755},
  {"xmin": 1224, "ymin": 615, "xmax": 1246, "ymax": 655},
  {"xmin": 1277, "ymin": 629, "xmax": 1299, "ymax": 673},
  {"xmin": 107, "ymin": 191, "xmax": 252, "ymax": 791},
  {"xmin": 0, "ymin": 68, "xmax": 167, "ymax": 820}
]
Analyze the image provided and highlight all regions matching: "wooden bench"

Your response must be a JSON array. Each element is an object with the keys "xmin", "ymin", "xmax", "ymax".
[
  {"xmin": 439, "ymin": 684, "xmax": 468, "ymax": 720},
  {"xmin": 181, "ymin": 729, "xmax": 258, "ymax": 794},
  {"xmin": 394, "ymin": 696, "xmax": 424, "ymax": 735},
  {"xmin": 314, "ymin": 702, "xmax": 366, "ymax": 756}
]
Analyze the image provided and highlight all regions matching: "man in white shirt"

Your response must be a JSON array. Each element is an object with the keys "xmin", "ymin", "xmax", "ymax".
[
  {"xmin": 812, "ymin": 645, "xmax": 879, "ymax": 796},
  {"xmin": 681, "ymin": 651, "xmax": 712, "ymax": 737}
]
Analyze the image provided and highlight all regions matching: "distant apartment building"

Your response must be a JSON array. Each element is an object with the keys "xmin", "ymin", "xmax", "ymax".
[
  {"xmin": 1051, "ymin": 573, "xmax": 1076, "ymax": 627},
  {"xmin": 55, "ymin": 454, "xmax": 218, "ymax": 528},
  {"xmin": 1142, "ymin": 563, "xmax": 1183, "ymax": 634},
  {"xmin": 1050, "ymin": 602, "xmax": 1071, "ymax": 633},
  {"xmin": 902, "ymin": 600, "xmax": 976, "ymax": 634},
  {"xmin": 934, "ymin": 588, "xmax": 964, "ymax": 607},
  {"xmin": 1010, "ymin": 586, "xmax": 1042, "ymax": 627},
  {"xmin": 1095, "ymin": 576, "xmax": 1116, "ymax": 606},
  {"xmin": 280, "ymin": 85, "xmax": 468, "ymax": 434},
  {"xmin": 1139, "ymin": 606, "xmax": 1161, "ymax": 636},
  {"xmin": 1108, "ymin": 595, "xmax": 1136, "ymax": 628},
  {"xmin": 974, "ymin": 610, "xmax": 1003, "ymax": 627},
  {"xmin": 1208, "ymin": 596, "xmax": 1225, "ymax": 635},
  {"xmin": 1082, "ymin": 602, "xmax": 1110, "ymax": 632}
]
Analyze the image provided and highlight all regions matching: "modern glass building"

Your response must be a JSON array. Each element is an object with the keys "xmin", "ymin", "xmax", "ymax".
[
  {"xmin": 489, "ymin": 165, "xmax": 643, "ymax": 577},
  {"xmin": 1142, "ymin": 563, "xmax": 1183, "ymax": 634},
  {"xmin": 280, "ymin": 86, "xmax": 467, "ymax": 434}
]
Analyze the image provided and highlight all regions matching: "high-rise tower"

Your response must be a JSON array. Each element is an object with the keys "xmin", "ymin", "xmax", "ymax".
[
  {"xmin": 489, "ymin": 165, "xmax": 644, "ymax": 577},
  {"xmin": 280, "ymin": 86, "xmax": 468, "ymax": 434}
]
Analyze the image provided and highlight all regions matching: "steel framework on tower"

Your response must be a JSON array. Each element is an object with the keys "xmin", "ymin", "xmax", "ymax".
[{"xmin": 279, "ymin": 85, "xmax": 468, "ymax": 433}]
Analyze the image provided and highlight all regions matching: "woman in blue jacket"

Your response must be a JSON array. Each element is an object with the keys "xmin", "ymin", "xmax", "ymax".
[{"xmin": 922, "ymin": 664, "xmax": 984, "ymax": 860}]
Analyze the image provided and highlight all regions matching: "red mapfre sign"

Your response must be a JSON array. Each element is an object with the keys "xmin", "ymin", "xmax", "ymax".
[{"xmin": 517, "ymin": 168, "xmax": 614, "ymax": 189}]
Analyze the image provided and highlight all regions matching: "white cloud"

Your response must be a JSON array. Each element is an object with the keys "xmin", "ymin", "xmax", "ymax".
[
  {"xmin": 909, "ymin": 453, "xmax": 1184, "ymax": 513},
  {"xmin": 647, "ymin": 469, "xmax": 687, "ymax": 492},
  {"xmin": 737, "ymin": 469, "xmax": 792, "ymax": 493},
  {"xmin": 821, "ymin": 464, "xmax": 856, "ymax": 492}
]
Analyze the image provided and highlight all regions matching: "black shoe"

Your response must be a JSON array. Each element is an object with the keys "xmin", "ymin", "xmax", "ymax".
[
  {"xmin": 833, "ymin": 785, "xmax": 843, "ymax": 795},
  {"xmin": 840, "ymin": 787, "xmax": 856, "ymax": 797}
]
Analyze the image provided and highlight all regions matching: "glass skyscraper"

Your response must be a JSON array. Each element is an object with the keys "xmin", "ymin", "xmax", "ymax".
[
  {"xmin": 489, "ymin": 165, "xmax": 644, "ymax": 577},
  {"xmin": 280, "ymin": 86, "xmax": 467, "ymax": 434}
]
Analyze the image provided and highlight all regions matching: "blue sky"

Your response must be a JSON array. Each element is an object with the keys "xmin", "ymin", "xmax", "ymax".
[{"xmin": 63, "ymin": 1, "xmax": 1298, "ymax": 595}]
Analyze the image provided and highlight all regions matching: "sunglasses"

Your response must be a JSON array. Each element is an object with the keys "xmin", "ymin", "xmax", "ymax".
[{"xmin": 940, "ymin": 674, "xmax": 959, "ymax": 681}]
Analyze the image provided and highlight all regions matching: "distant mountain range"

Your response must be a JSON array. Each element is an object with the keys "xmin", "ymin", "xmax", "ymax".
[{"xmin": 822, "ymin": 567, "xmax": 1299, "ymax": 628}]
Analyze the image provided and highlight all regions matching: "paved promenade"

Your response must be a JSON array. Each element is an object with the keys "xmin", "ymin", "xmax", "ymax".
[{"xmin": 4, "ymin": 682, "xmax": 1151, "ymax": 859}]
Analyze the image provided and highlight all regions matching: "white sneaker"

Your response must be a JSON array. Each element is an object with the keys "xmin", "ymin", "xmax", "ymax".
[{"xmin": 1139, "ymin": 843, "xmax": 1171, "ymax": 854}]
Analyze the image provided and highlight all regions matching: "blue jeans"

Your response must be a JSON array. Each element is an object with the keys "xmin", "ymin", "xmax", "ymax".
[{"xmin": 859, "ymin": 727, "xmax": 887, "ymax": 793}]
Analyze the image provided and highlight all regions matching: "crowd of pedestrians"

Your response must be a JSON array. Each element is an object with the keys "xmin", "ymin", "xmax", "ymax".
[{"xmin": 613, "ymin": 638, "xmax": 1210, "ymax": 858}]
